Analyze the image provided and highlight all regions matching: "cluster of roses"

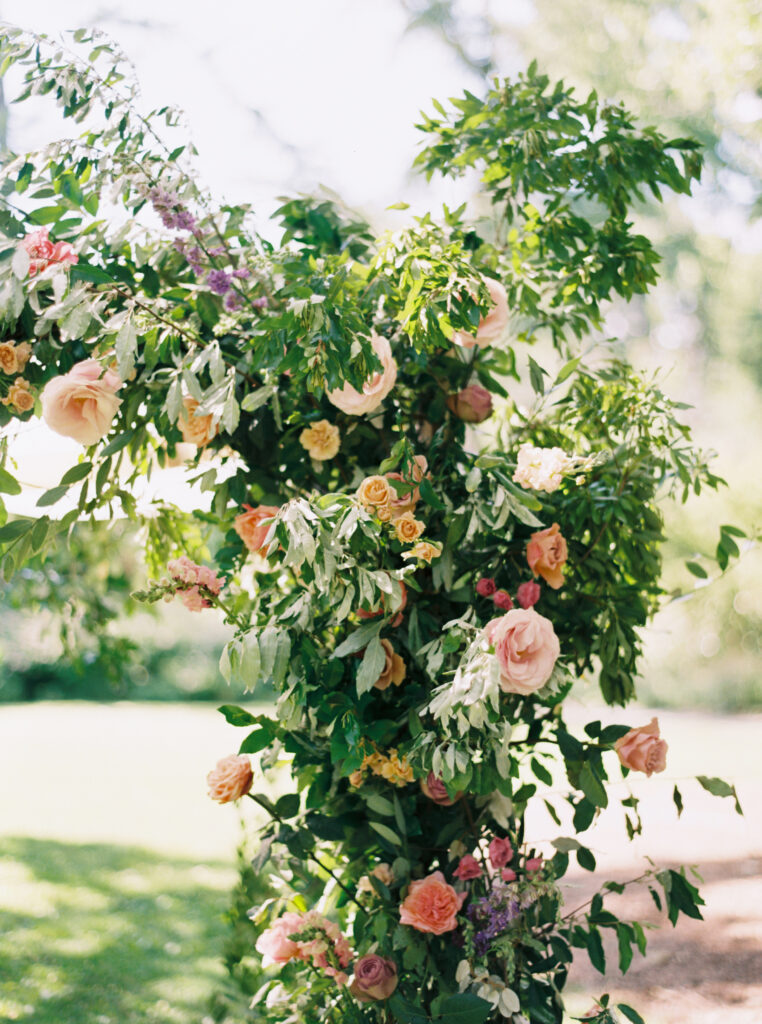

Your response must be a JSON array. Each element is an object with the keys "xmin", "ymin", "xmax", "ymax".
[
  {"xmin": 0, "ymin": 339, "xmax": 34, "ymax": 414},
  {"xmin": 255, "ymin": 909, "xmax": 355, "ymax": 987},
  {"xmin": 162, "ymin": 555, "xmax": 225, "ymax": 611}
]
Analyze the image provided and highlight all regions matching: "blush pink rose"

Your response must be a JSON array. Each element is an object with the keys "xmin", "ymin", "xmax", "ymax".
[
  {"xmin": 447, "ymin": 383, "xmax": 493, "ymax": 423},
  {"xmin": 453, "ymin": 278, "xmax": 509, "ymax": 349},
  {"xmin": 488, "ymin": 837, "xmax": 514, "ymax": 870},
  {"xmin": 527, "ymin": 522, "xmax": 568, "ymax": 590},
  {"xmin": 476, "ymin": 577, "xmax": 496, "ymax": 597},
  {"xmin": 516, "ymin": 581, "xmax": 541, "ymax": 609},
  {"xmin": 501, "ymin": 868, "xmax": 517, "ymax": 882},
  {"xmin": 399, "ymin": 871, "xmax": 466, "ymax": 935},
  {"xmin": 255, "ymin": 911, "xmax": 305, "ymax": 966},
  {"xmin": 327, "ymin": 333, "xmax": 397, "ymax": 415},
  {"xmin": 615, "ymin": 718, "xmax": 668, "ymax": 777},
  {"xmin": 493, "ymin": 589, "xmax": 514, "ymax": 610},
  {"xmin": 525, "ymin": 856, "xmax": 543, "ymax": 874},
  {"xmin": 206, "ymin": 754, "xmax": 253, "ymax": 803},
  {"xmin": 485, "ymin": 609, "xmax": 560, "ymax": 695},
  {"xmin": 453, "ymin": 855, "xmax": 482, "ymax": 881},
  {"xmin": 41, "ymin": 359, "xmax": 122, "ymax": 445},
  {"xmin": 21, "ymin": 229, "xmax": 78, "ymax": 276}
]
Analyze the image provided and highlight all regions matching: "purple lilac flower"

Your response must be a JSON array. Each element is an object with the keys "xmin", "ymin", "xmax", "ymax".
[
  {"xmin": 232, "ymin": 267, "xmax": 251, "ymax": 280},
  {"xmin": 466, "ymin": 880, "xmax": 522, "ymax": 956},
  {"xmin": 172, "ymin": 209, "xmax": 198, "ymax": 233},
  {"xmin": 208, "ymin": 246, "xmax": 226, "ymax": 257},
  {"xmin": 223, "ymin": 291, "xmax": 243, "ymax": 312},
  {"xmin": 252, "ymin": 296, "xmax": 268, "ymax": 310},
  {"xmin": 207, "ymin": 270, "xmax": 232, "ymax": 295},
  {"xmin": 147, "ymin": 186, "xmax": 197, "ymax": 232}
]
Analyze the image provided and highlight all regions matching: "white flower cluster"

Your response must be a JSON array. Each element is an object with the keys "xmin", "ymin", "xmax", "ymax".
[
  {"xmin": 512, "ymin": 443, "xmax": 574, "ymax": 493},
  {"xmin": 456, "ymin": 960, "xmax": 524, "ymax": 1019}
]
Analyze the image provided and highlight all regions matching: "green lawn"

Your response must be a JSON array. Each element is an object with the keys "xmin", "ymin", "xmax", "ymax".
[{"xmin": 0, "ymin": 837, "xmax": 237, "ymax": 1024}]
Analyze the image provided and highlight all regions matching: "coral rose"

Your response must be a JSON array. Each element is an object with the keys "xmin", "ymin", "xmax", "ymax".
[
  {"xmin": 447, "ymin": 383, "xmax": 493, "ymax": 423},
  {"xmin": 485, "ymin": 609, "xmax": 560, "ymax": 695},
  {"xmin": 350, "ymin": 955, "xmax": 398, "ymax": 1002},
  {"xmin": 420, "ymin": 772, "xmax": 462, "ymax": 806},
  {"xmin": 527, "ymin": 522, "xmax": 568, "ymax": 590},
  {"xmin": 615, "ymin": 718, "xmax": 668, "ymax": 777},
  {"xmin": 234, "ymin": 504, "xmax": 280, "ymax": 555},
  {"xmin": 453, "ymin": 854, "xmax": 482, "ymax": 881},
  {"xmin": 178, "ymin": 396, "xmax": 218, "ymax": 447},
  {"xmin": 327, "ymin": 333, "xmax": 397, "ymax": 415},
  {"xmin": 374, "ymin": 639, "xmax": 406, "ymax": 691},
  {"xmin": 357, "ymin": 474, "xmax": 393, "ymax": 513},
  {"xmin": 2, "ymin": 378, "xmax": 35, "ymax": 413},
  {"xmin": 255, "ymin": 911, "xmax": 304, "ymax": 966},
  {"xmin": 399, "ymin": 871, "xmax": 466, "ymax": 935},
  {"xmin": 453, "ymin": 278, "xmax": 509, "ymax": 349},
  {"xmin": 41, "ymin": 359, "xmax": 122, "ymax": 445},
  {"xmin": 516, "ymin": 580, "xmax": 541, "ymax": 609},
  {"xmin": 393, "ymin": 511, "xmax": 425, "ymax": 545},
  {"xmin": 299, "ymin": 418, "xmax": 340, "ymax": 460},
  {"xmin": 488, "ymin": 837, "xmax": 514, "ymax": 870},
  {"xmin": 207, "ymin": 754, "xmax": 253, "ymax": 803}
]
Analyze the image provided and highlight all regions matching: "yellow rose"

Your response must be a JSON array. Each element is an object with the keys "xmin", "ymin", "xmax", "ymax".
[
  {"xmin": 357, "ymin": 474, "xmax": 393, "ymax": 512},
  {"xmin": 0, "ymin": 343, "xmax": 19, "ymax": 375},
  {"xmin": 402, "ymin": 540, "xmax": 443, "ymax": 564},
  {"xmin": 299, "ymin": 419, "xmax": 340, "ymax": 461},
  {"xmin": 393, "ymin": 511, "xmax": 425, "ymax": 545},
  {"xmin": 3, "ymin": 378, "xmax": 35, "ymax": 413},
  {"xmin": 178, "ymin": 396, "xmax": 218, "ymax": 447}
]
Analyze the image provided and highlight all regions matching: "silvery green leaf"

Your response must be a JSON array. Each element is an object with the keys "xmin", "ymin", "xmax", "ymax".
[
  {"xmin": 241, "ymin": 384, "xmax": 276, "ymax": 412},
  {"xmin": 551, "ymin": 837, "xmax": 582, "ymax": 852},
  {"xmin": 166, "ymin": 377, "xmax": 183, "ymax": 423},
  {"xmin": 182, "ymin": 368, "xmax": 203, "ymax": 401},
  {"xmin": 465, "ymin": 466, "xmax": 482, "ymax": 492},
  {"xmin": 356, "ymin": 635, "xmax": 387, "ymax": 695},
  {"xmin": 221, "ymin": 389, "xmax": 240, "ymax": 434},
  {"xmin": 335, "ymin": 584, "xmax": 355, "ymax": 622},
  {"xmin": 59, "ymin": 301, "xmax": 91, "ymax": 341},
  {"xmin": 11, "ymin": 245, "xmax": 30, "ymax": 279},
  {"xmin": 116, "ymin": 318, "xmax": 138, "ymax": 379},
  {"xmin": 334, "ymin": 619, "xmax": 382, "ymax": 658}
]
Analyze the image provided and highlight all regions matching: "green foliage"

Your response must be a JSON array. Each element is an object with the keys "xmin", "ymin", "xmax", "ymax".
[{"xmin": 0, "ymin": 26, "xmax": 745, "ymax": 1024}]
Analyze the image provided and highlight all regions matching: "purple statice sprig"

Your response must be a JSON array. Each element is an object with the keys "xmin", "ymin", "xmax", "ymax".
[
  {"xmin": 466, "ymin": 880, "xmax": 523, "ymax": 957},
  {"xmin": 148, "ymin": 186, "xmax": 198, "ymax": 234}
]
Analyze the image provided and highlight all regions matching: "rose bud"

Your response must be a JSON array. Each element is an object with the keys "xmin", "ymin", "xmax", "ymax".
[
  {"xmin": 493, "ymin": 589, "xmax": 514, "ymax": 610},
  {"xmin": 446, "ymin": 384, "xmax": 493, "ymax": 423},
  {"xmin": 517, "ymin": 580, "xmax": 541, "ymax": 609},
  {"xmin": 420, "ymin": 772, "xmax": 463, "ymax": 806},
  {"xmin": 476, "ymin": 576, "xmax": 497, "ymax": 597},
  {"xmin": 349, "ymin": 955, "xmax": 398, "ymax": 1002}
]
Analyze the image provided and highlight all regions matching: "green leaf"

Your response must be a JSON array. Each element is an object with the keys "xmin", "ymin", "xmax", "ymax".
[
  {"xmin": 696, "ymin": 775, "xmax": 743, "ymax": 814},
  {"xmin": 685, "ymin": 560, "xmax": 708, "ymax": 579},
  {"xmin": 217, "ymin": 704, "xmax": 259, "ymax": 727},
  {"xmin": 239, "ymin": 722, "xmax": 277, "ymax": 754},
  {"xmin": 438, "ymin": 992, "xmax": 493, "ymax": 1023},
  {"xmin": 0, "ymin": 518, "xmax": 32, "ymax": 543},
  {"xmin": 672, "ymin": 785, "xmax": 683, "ymax": 818},
  {"xmin": 387, "ymin": 993, "xmax": 428, "ymax": 1024},
  {"xmin": 196, "ymin": 291, "xmax": 219, "ymax": 328},
  {"xmin": 36, "ymin": 485, "xmax": 69, "ymax": 507},
  {"xmin": 617, "ymin": 1004, "xmax": 646, "ymax": 1024},
  {"xmin": 275, "ymin": 793, "xmax": 300, "ymax": 819},
  {"xmin": 60, "ymin": 461, "xmax": 92, "ymax": 486},
  {"xmin": 365, "ymin": 793, "xmax": 395, "ymax": 816},
  {"xmin": 586, "ymin": 927, "xmax": 606, "ymax": 973},
  {"xmin": 616, "ymin": 923, "xmax": 634, "ymax": 973},
  {"xmin": 101, "ymin": 429, "xmax": 135, "ymax": 456},
  {"xmin": 369, "ymin": 820, "xmax": 401, "ymax": 846},
  {"xmin": 579, "ymin": 762, "xmax": 608, "ymax": 808},
  {"xmin": 0, "ymin": 467, "xmax": 21, "ymax": 495},
  {"xmin": 356, "ymin": 636, "xmax": 387, "ymax": 695},
  {"xmin": 241, "ymin": 385, "xmax": 276, "ymax": 412},
  {"xmin": 419, "ymin": 476, "xmax": 445, "ymax": 510}
]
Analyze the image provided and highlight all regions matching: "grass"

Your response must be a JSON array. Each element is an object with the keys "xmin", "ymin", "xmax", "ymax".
[{"xmin": 0, "ymin": 837, "xmax": 238, "ymax": 1024}]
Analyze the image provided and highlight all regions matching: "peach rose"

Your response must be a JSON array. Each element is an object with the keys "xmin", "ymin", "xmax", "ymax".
[
  {"xmin": 300, "ymin": 418, "xmax": 340, "ymax": 460},
  {"xmin": 255, "ymin": 911, "xmax": 305, "ymax": 966},
  {"xmin": 327, "ymin": 333, "xmax": 397, "ymax": 415},
  {"xmin": 402, "ymin": 540, "xmax": 442, "ymax": 564},
  {"xmin": 399, "ymin": 871, "xmax": 466, "ymax": 935},
  {"xmin": 0, "ymin": 343, "xmax": 19, "ymax": 375},
  {"xmin": 358, "ymin": 862, "xmax": 395, "ymax": 894},
  {"xmin": 485, "ymin": 609, "xmax": 560, "ymax": 695},
  {"xmin": 41, "ymin": 359, "xmax": 122, "ymax": 445},
  {"xmin": 447, "ymin": 383, "xmax": 493, "ymax": 423},
  {"xmin": 453, "ymin": 278, "xmax": 509, "ymax": 349},
  {"xmin": 178, "ymin": 396, "xmax": 218, "ymax": 447},
  {"xmin": 14, "ymin": 342, "xmax": 32, "ymax": 373},
  {"xmin": 374, "ymin": 639, "xmax": 406, "ymax": 691},
  {"xmin": 206, "ymin": 754, "xmax": 253, "ymax": 803},
  {"xmin": 234, "ymin": 504, "xmax": 280, "ymax": 554},
  {"xmin": 527, "ymin": 522, "xmax": 568, "ymax": 590},
  {"xmin": 357, "ymin": 474, "xmax": 393, "ymax": 513},
  {"xmin": 393, "ymin": 511, "xmax": 425, "ymax": 545},
  {"xmin": 350, "ymin": 955, "xmax": 398, "ymax": 1002},
  {"xmin": 2, "ymin": 378, "xmax": 35, "ymax": 413},
  {"xmin": 615, "ymin": 718, "xmax": 668, "ymax": 777}
]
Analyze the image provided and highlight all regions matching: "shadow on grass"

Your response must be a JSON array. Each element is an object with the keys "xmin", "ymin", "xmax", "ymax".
[{"xmin": 0, "ymin": 836, "xmax": 242, "ymax": 1024}]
